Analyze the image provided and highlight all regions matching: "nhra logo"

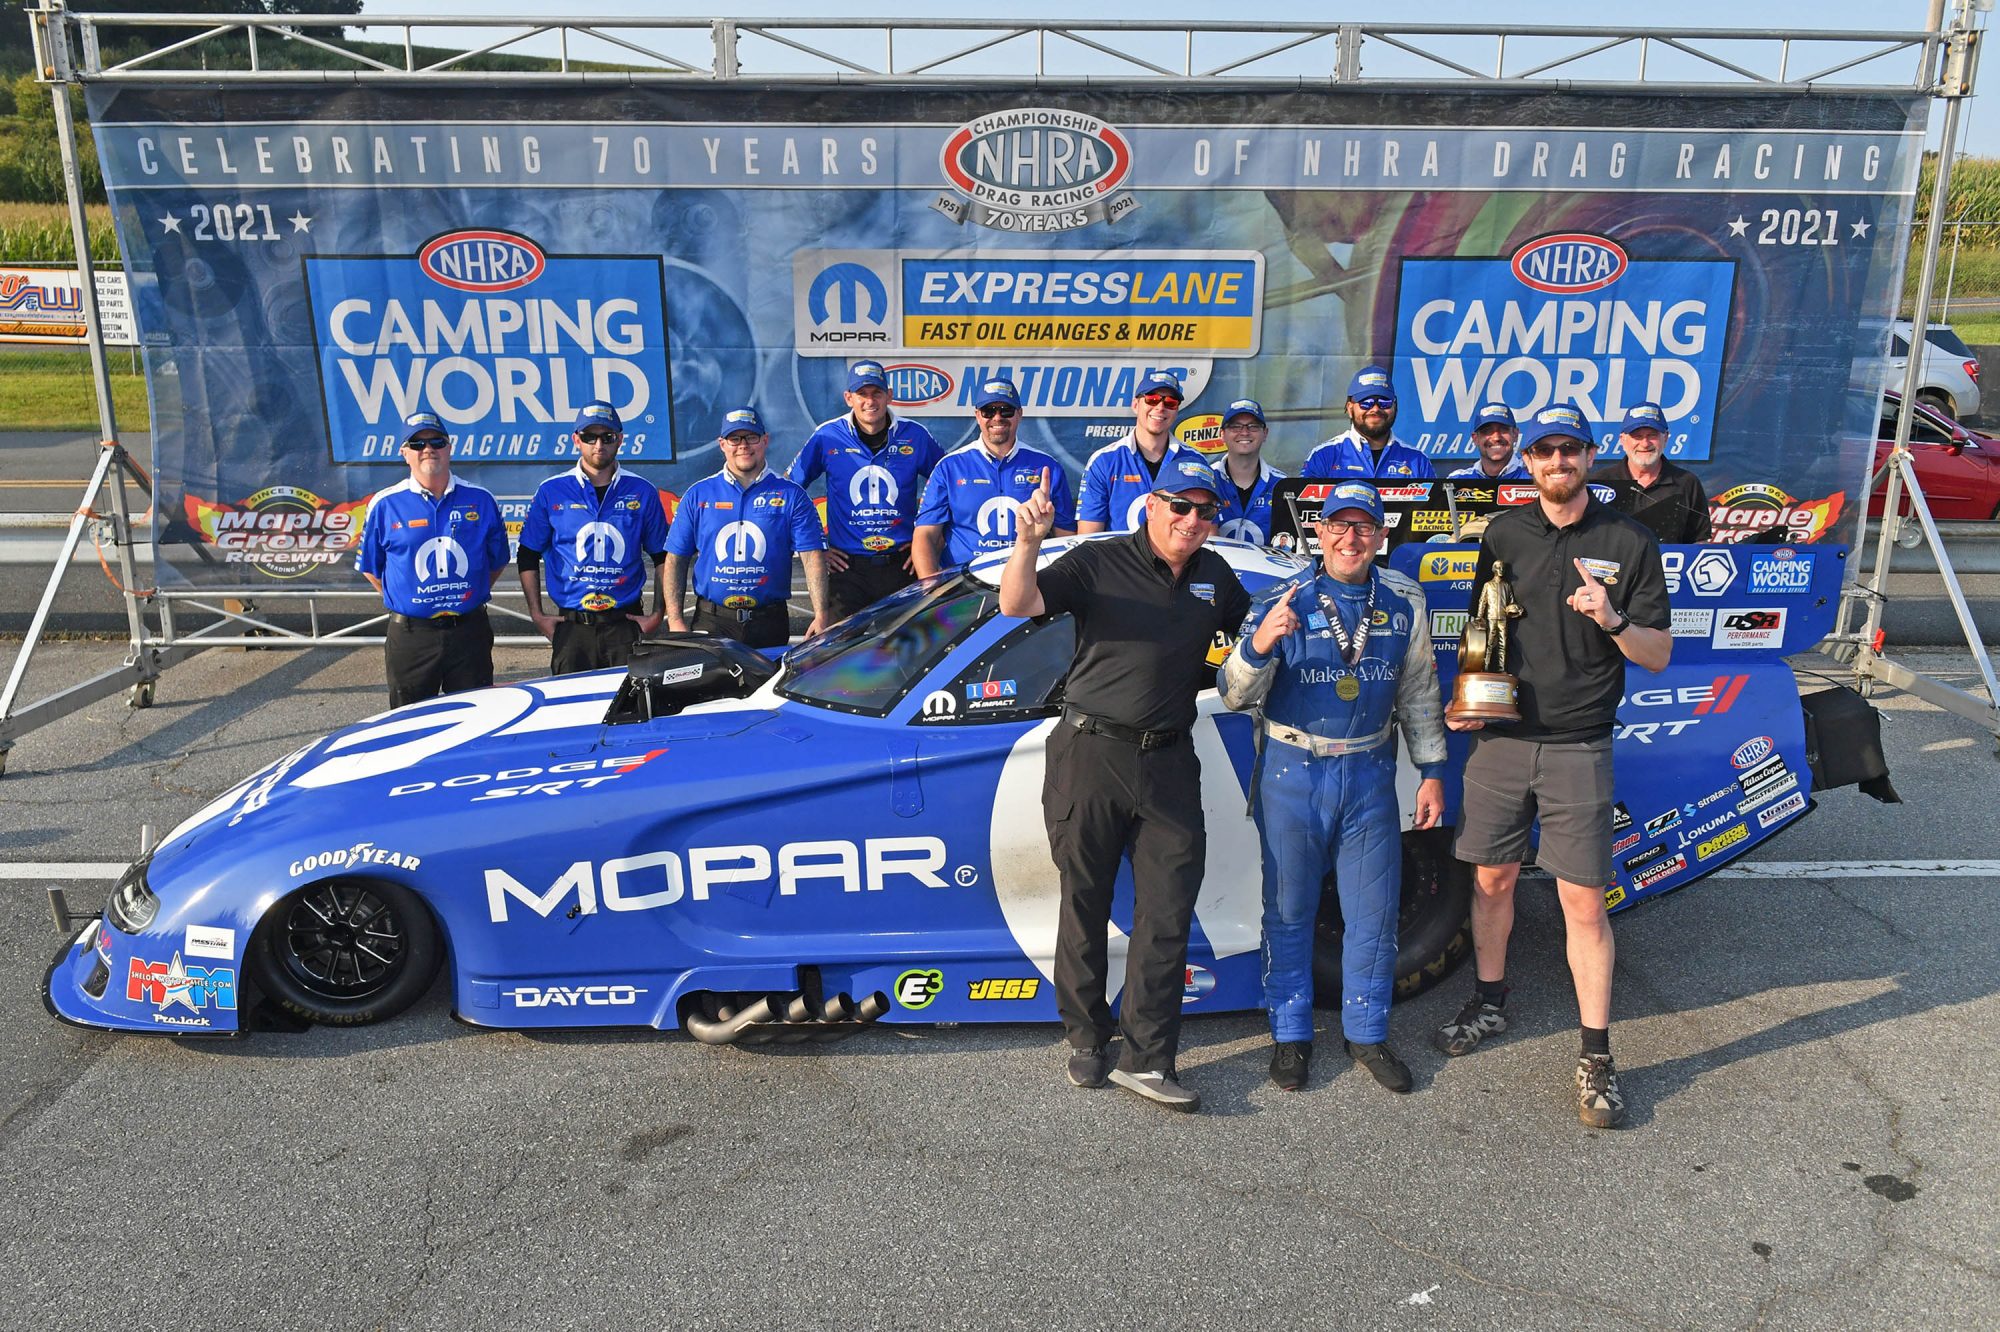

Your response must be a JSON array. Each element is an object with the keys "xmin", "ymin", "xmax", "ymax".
[
  {"xmin": 418, "ymin": 230, "xmax": 545, "ymax": 292},
  {"xmin": 1511, "ymin": 234, "xmax": 1629, "ymax": 294},
  {"xmin": 883, "ymin": 362, "xmax": 954, "ymax": 407},
  {"xmin": 935, "ymin": 108, "xmax": 1136, "ymax": 233}
]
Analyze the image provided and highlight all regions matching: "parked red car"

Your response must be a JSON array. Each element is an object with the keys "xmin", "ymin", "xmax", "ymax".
[{"xmin": 1872, "ymin": 392, "xmax": 2000, "ymax": 520}]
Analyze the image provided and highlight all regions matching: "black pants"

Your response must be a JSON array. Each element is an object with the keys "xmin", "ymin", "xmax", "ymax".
[
  {"xmin": 692, "ymin": 599, "xmax": 790, "ymax": 649},
  {"xmin": 551, "ymin": 614, "xmax": 642, "ymax": 675},
  {"xmin": 385, "ymin": 607, "xmax": 493, "ymax": 708},
  {"xmin": 827, "ymin": 551, "xmax": 913, "ymax": 623},
  {"xmin": 1042, "ymin": 722, "xmax": 1206, "ymax": 1074}
]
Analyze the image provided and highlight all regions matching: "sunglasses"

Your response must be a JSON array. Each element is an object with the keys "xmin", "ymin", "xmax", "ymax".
[
  {"xmin": 577, "ymin": 430, "xmax": 621, "ymax": 444},
  {"xmin": 1139, "ymin": 394, "xmax": 1182, "ymax": 408},
  {"xmin": 1525, "ymin": 440, "xmax": 1591, "ymax": 459},
  {"xmin": 404, "ymin": 436, "xmax": 449, "ymax": 451},
  {"xmin": 1352, "ymin": 396, "xmax": 1395, "ymax": 410},
  {"xmin": 1318, "ymin": 519, "xmax": 1381, "ymax": 538},
  {"xmin": 1156, "ymin": 495, "xmax": 1220, "ymax": 520},
  {"xmin": 978, "ymin": 405, "xmax": 1017, "ymax": 419}
]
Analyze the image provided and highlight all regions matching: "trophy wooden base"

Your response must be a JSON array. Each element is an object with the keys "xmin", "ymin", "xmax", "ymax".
[{"xmin": 1447, "ymin": 671, "xmax": 1521, "ymax": 724}]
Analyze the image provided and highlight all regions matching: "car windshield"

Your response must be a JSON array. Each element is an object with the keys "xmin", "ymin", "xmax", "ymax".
[{"xmin": 778, "ymin": 576, "xmax": 995, "ymax": 715}]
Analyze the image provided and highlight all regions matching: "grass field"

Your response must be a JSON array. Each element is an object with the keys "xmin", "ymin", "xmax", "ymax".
[{"xmin": 0, "ymin": 353, "xmax": 148, "ymax": 429}]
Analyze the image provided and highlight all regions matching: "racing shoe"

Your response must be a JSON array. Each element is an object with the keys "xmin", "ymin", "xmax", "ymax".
[
  {"xmin": 1345, "ymin": 1040, "xmax": 1413, "ymax": 1094},
  {"xmin": 1269, "ymin": 1041, "xmax": 1311, "ymax": 1091},
  {"xmin": 1066, "ymin": 1044, "xmax": 1111, "ymax": 1089},
  {"xmin": 1575, "ymin": 1053, "xmax": 1627, "ymax": 1129},
  {"xmin": 1107, "ymin": 1067, "xmax": 1201, "ymax": 1113},
  {"xmin": 1435, "ymin": 994, "xmax": 1508, "ymax": 1057}
]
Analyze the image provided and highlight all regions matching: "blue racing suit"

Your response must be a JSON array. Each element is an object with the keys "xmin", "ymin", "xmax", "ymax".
[{"xmin": 1219, "ymin": 565, "xmax": 1448, "ymax": 1044}]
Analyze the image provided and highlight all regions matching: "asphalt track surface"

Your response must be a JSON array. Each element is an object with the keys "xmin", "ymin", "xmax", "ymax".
[{"xmin": 0, "ymin": 640, "xmax": 1995, "ymax": 1329}]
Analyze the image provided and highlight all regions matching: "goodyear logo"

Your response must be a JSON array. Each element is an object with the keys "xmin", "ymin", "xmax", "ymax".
[
  {"xmin": 1418, "ymin": 551, "xmax": 1480, "ymax": 582},
  {"xmin": 1696, "ymin": 822, "xmax": 1751, "ymax": 861},
  {"xmin": 967, "ymin": 978, "xmax": 1041, "ymax": 1000},
  {"xmin": 417, "ymin": 229, "xmax": 546, "ymax": 292}
]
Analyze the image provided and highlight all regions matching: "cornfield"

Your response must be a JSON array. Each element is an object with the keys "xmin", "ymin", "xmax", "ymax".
[
  {"xmin": 1915, "ymin": 153, "xmax": 2000, "ymax": 246},
  {"xmin": 0, "ymin": 201, "xmax": 118, "ymax": 263}
]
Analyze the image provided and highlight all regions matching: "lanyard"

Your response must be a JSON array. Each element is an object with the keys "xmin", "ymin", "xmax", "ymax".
[{"xmin": 1324, "ymin": 573, "xmax": 1376, "ymax": 666}]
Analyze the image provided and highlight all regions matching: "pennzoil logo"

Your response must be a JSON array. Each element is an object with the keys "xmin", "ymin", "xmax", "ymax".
[
  {"xmin": 933, "ymin": 108, "xmax": 1137, "ymax": 233},
  {"xmin": 1174, "ymin": 414, "xmax": 1227, "ymax": 455},
  {"xmin": 183, "ymin": 486, "xmax": 369, "ymax": 579}
]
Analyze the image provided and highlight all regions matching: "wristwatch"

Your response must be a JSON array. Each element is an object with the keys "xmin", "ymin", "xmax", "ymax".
[{"xmin": 1605, "ymin": 609, "xmax": 1631, "ymax": 637}]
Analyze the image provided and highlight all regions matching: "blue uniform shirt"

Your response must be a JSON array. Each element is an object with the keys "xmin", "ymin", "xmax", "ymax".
[
  {"xmin": 1447, "ymin": 460, "xmax": 1531, "ymax": 482},
  {"xmin": 786, "ymin": 415, "xmax": 944, "ymax": 555},
  {"xmin": 666, "ymin": 467, "xmax": 825, "ymax": 607},
  {"xmin": 356, "ymin": 477, "xmax": 509, "ymax": 618},
  {"xmin": 1301, "ymin": 429, "xmax": 1437, "ymax": 481},
  {"xmin": 1215, "ymin": 460, "xmax": 1286, "ymax": 545},
  {"xmin": 517, "ymin": 466, "xmax": 670, "ymax": 611},
  {"xmin": 1077, "ymin": 434, "xmax": 1205, "ymax": 531},
  {"xmin": 915, "ymin": 441, "xmax": 1077, "ymax": 566}
]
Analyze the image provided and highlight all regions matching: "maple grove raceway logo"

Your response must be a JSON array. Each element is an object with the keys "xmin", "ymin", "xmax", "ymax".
[
  {"xmin": 933, "ymin": 109, "xmax": 1138, "ymax": 233},
  {"xmin": 182, "ymin": 487, "xmax": 369, "ymax": 579}
]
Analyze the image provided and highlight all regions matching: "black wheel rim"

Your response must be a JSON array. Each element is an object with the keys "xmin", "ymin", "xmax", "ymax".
[{"xmin": 279, "ymin": 882, "xmax": 406, "ymax": 999}]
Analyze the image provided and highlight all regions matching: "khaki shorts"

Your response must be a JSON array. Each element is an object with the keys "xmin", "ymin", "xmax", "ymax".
[{"xmin": 1454, "ymin": 733, "xmax": 1615, "ymax": 888}]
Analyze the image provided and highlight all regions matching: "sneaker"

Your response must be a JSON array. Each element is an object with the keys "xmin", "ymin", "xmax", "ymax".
[
  {"xmin": 1066, "ymin": 1045, "xmax": 1110, "ymax": 1089},
  {"xmin": 1107, "ymin": 1067, "xmax": 1201, "ymax": 1112},
  {"xmin": 1576, "ymin": 1053, "xmax": 1627, "ymax": 1128},
  {"xmin": 1435, "ymin": 994, "xmax": 1508, "ymax": 1057},
  {"xmin": 1269, "ymin": 1041, "xmax": 1311, "ymax": 1091},
  {"xmin": 1345, "ymin": 1040, "xmax": 1413, "ymax": 1094}
]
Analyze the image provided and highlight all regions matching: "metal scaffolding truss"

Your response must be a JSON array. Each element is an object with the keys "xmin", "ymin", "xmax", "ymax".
[{"xmin": 33, "ymin": 11, "xmax": 1946, "ymax": 91}]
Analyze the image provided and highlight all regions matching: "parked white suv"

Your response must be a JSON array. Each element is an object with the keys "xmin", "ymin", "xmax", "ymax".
[{"xmin": 1884, "ymin": 319, "xmax": 1982, "ymax": 419}]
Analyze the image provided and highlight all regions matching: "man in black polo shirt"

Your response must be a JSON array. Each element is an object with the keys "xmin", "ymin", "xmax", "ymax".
[
  {"xmin": 998, "ymin": 455, "xmax": 1251, "ymax": 1113},
  {"xmin": 1587, "ymin": 401, "xmax": 1712, "ymax": 543},
  {"xmin": 1441, "ymin": 402, "xmax": 1672, "ymax": 1129}
]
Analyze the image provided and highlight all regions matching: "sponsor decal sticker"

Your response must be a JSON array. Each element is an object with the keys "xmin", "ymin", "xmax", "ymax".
[
  {"xmin": 1731, "ymin": 736, "xmax": 1776, "ymax": 769},
  {"xmin": 1622, "ymin": 844, "xmax": 1670, "ymax": 872},
  {"xmin": 1712, "ymin": 608, "xmax": 1787, "ymax": 650},
  {"xmin": 1182, "ymin": 963, "xmax": 1217, "ymax": 1004},
  {"xmin": 1418, "ymin": 551, "xmax": 1480, "ymax": 583},
  {"xmin": 1611, "ymin": 831, "xmax": 1641, "ymax": 854},
  {"xmin": 1664, "ymin": 547, "xmax": 1739, "ymax": 597},
  {"xmin": 184, "ymin": 925, "xmax": 235, "ymax": 960},
  {"xmin": 503, "ymin": 984, "xmax": 645, "ymax": 1008},
  {"xmin": 1696, "ymin": 822, "xmax": 1751, "ymax": 861},
  {"xmin": 1634, "ymin": 854, "xmax": 1687, "ymax": 890},
  {"xmin": 288, "ymin": 841, "xmax": 424, "ymax": 877},
  {"xmin": 1748, "ymin": 548, "xmax": 1816, "ymax": 593},
  {"xmin": 1644, "ymin": 807, "xmax": 1683, "ymax": 836},
  {"xmin": 127, "ymin": 952, "xmax": 237, "ymax": 1020},
  {"xmin": 1611, "ymin": 801, "xmax": 1632, "ymax": 832},
  {"xmin": 1757, "ymin": 790, "xmax": 1807, "ymax": 827},
  {"xmin": 965, "ymin": 679, "xmax": 1020, "ymax": 701},
  {"xmin": 1603, "ymin": 885, "xmax": 1627, "ymax": 909},
  {"xmin": 894, "ymin": 968, "xmax": 945, "ymax": 1010},
  {"xmin": 1431, "ymin": 610, "xmax": 1469, "ymax": 641},
  {"xmin": 1671, "ymin": 607, "xmax": 1715, "ymax": 638},
  {"xmin": 967, "ymin": 978, "xmax": 1042, "ymax": 1000}
]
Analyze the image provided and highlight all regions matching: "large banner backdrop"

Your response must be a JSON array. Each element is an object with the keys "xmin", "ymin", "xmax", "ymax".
[{"xmin": 85, "ymin": 84, "xmax": 1925, "ymax": 589}]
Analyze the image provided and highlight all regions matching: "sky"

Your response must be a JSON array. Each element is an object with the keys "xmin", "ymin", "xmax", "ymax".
[{"xmin": 339, "ymin": 0, "xmax": 1996, "ymax": 155}]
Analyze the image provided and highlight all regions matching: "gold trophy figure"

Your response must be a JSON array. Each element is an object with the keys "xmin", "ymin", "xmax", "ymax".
[{"xmin": 1447, "ymin": 560, "xmax": 1524, "ymax": 724}]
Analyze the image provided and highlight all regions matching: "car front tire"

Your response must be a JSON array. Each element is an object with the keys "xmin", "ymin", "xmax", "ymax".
[{"xmin": 250, "ymin": 878, "xmax": 442, "ymax": 1026}]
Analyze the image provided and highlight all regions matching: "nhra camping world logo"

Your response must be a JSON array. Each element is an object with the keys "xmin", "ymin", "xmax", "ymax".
[
  {"xmin": 306, "ymin": 229, "xmax": 673, "ymax": 464},
  {"xmin": 932, "ymin": 109, "xmax": 1138, "ymax": 233},
  {"xmin": 1392, "ymin": 232, "xmax": 1734, "ymax": 461},
  {"xmin": 183, "ymin": 486, "xmax": 368, "ymax": 579}
]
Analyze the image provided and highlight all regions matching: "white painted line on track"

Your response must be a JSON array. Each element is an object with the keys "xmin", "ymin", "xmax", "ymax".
[{"xmin": 0, "ymin": 864, "xmax": 126, "ymax": 880}]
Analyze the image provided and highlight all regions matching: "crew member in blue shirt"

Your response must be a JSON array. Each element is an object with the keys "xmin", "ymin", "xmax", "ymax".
[
  {"xmin": 1220, "ymin": 480, "xmax": 1448, "ymax": 1094},
  {"xmin": 1213, "ymin": 397, "xmax": 1286, "ymax": 545},
  {"xmin": 1447, "ymin": 404, "xmax": 1529, "ymax": 482},
  {"xmin": 786, "ymin": 360, "xmax": 944, "ymax": 622},
  {"xmin": 1076, "ymin": 371, "xmax": 1206, "ymax": 533},
  {"xmin": 516, "ymin": 401, "xmax": 672, "ymax": 674},
  {"xmin": 912, "ymin": 378, "xmax": 1075, "ymax": 575},
  {"xmin": 355, "ymin": 411, "xmax": 511, "ymax": 707},
  {"xmin": 667, "ymin": 407, "xmax": 829, "ymax": 649},
  {"xmin": 1302, "ymin": 367, "xmax": 1437, "ymax": 481}
]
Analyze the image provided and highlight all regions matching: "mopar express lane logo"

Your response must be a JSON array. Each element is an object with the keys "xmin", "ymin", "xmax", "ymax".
[
  {"xmin": 933, "ymin": 109, "xmax": 1137, "ymax": 233},
  {"xmin": 182, "ymin": 486, "xmax": 369, "ymax": 579},
  {"xmin": 1393, "ymin": 232, "xmax": 1734, "ymax": 461},
  {"xmin": 307, "ymin": 229, "xmax": 673, "ymax": 463}
]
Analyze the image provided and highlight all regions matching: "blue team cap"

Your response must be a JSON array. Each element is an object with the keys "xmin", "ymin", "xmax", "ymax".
[
  {"xmin": 1154, "ymin": 456, "xmax": 1222, "ymax": 498},
  {"xmin": 847, "ymin": 361, "xmax": 889, "ymax": 392},
  {"xmin": 400, "ymin": 411, "xmax": 449, "ymax": 443},
  {"xmin": 718, "ymin": 406, "xmax": 768, "ymax": 438},
  {"xmin": 972, "ymin": 378, "xmax": 1021, "ymax": 410},
  {"xmin": 572, "ymin": 401, "xmax": 623, "ymax": 434},
  {"xmin": 1223, "ymin": 398, "xmax": 1266, "ymax": 426},
  {"xmin": 1620, "ymin": 402, "xmax": 1668, "ymax": 433},
  {"xmin": 1347, "ymin": 367, "xmax": 1396, "ymax": 403},
  {"xmin": 1317, "ymin": 480, "xmax": 1386, "ymax": 526},
  {"xmin": 1472, "ymin": 403, "xmax": 1517, "ymax": 431},
  {"xmin": 1134, "ymin": 371, "xmax": 1185, "ymax": 401},
  {"xmin": 1520, "ymin": 403, "xmax": 1595, "ymax": 450}
]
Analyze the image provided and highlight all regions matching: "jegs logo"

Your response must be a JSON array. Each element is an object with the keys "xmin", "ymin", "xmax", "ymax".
[
  {"xmin": 183, "ymin": 487, "xmax": 369, "ymax": 579},
  {"xmin": 933, "ymin": 109, "xmax": 1137, "ymax": 232}
]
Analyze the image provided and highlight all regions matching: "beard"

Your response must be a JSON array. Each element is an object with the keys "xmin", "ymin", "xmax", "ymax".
[{"xmin": 1535, "ymin": 469, "xmax": 1585, "ymax": 505}]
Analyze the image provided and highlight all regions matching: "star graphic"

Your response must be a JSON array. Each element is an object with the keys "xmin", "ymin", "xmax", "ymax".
[
  {"xmin": 159, "ymin": 952, "xmax": 201, "ymax": 1013},
  {"xmin": 288, "ymin": 211, "xmax": 313, "ymax": 233},
  {"xmin": 1726, "ymin": 216, "xmax": 1749, "ymax": 237},
  {"xmin": 159, "ymin": 214, "xmax": 181, "ymax": 233},
  {"xmin": 1851, "ymin": 217, "xmax": 1872, "ymax": 239}
]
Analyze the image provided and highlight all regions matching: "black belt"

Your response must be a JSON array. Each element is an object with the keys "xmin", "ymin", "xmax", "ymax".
[
  {"xmin": 390, "ymin": 609, "xmax": 482, "ymax": 629},
  {"xmin": 840, "ymin": 545, "xmax": 911, "ymax": 565},
  {"xmin": 560, "ymin": 604, "xmax": 639, "ymax": 625},
  {"xmin": 1062, "ymin": 707, "xmax": 1187, "ymax": 750},
  {"xmin": 697, "ymin": 596, "xmax": 785, "ymax": 623}
]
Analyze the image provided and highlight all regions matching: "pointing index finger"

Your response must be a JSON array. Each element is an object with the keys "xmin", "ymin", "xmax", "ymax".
[
  {"xmin": 1039, "ymin": 466, "xmax": 1051, "ymax": 492},
  {"xmin": 1573, "ymin": 557, "xmax": 1601, "ymax": 586}
]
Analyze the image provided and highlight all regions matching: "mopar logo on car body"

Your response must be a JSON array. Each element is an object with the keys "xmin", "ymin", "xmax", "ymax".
[{"xmin": 485, "ymin": 836, "xmax": 952, "ymax": 921}]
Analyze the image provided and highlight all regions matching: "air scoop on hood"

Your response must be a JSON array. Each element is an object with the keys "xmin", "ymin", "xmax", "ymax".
[{"xmin": 605, "ymin": 634, "xmax": 781, "ymax": 725}]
